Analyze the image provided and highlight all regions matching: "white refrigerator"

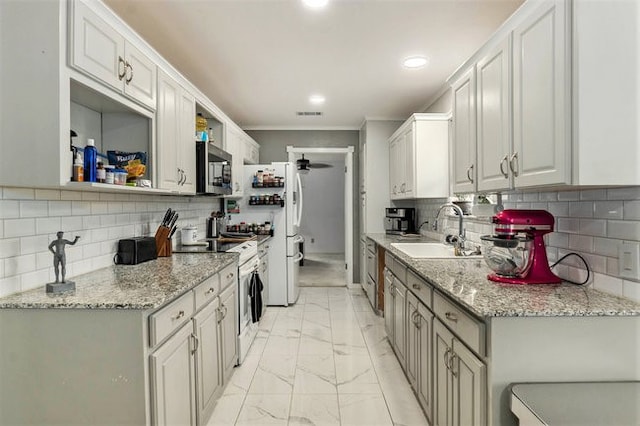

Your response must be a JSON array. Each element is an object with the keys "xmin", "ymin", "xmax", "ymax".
[{"xmin": 233, "ymin": 162, "xmax": 303, "ymax": 306}]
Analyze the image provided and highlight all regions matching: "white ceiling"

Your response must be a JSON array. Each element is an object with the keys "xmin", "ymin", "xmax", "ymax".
[{"xmin": 104, "ymin": 0, "xmax": 523, "ymax": 130}]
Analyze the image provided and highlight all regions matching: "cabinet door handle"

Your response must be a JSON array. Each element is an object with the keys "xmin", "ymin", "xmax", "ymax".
[
  {"xmin": 173, "ymin": 310, "xmax": 185, "ymax": 320},
  {"xmin": 412, "ymin": 283, "xmax": 420, "ymax": 290},
  {"xmin": 118, "ymin": 56, "xmax": 126, "ymax": 80},
  {"xmin": 400, "ymin": 183, "xmax": 406, "ymax": 193},
  {"xmin": 499, "ymin": 155, "xmax": 509, "ymax": 178},
  {"xmin": 206, "ymin": 287, "xmax": 215, "ymax": 295},
  {"xmin": 444, "ymin": 348, "xmax": 451, "ymax": 370},
  {"xmin": 221, "ymin": 304, "xmax": 228, "ymax": 320},
  {"xmin": 216, "ymin": 307, "xmax": 223, "ymax": 323},
  {"xmin": 125, "ymin": 61, "xmax": 133, "ymax": 84},
  {"xmin": 450, "ymin": 353, "xmax": 458, "ymax": 377},
  {"xmin": 445, "ymin": 312, "xmax": 458, "ymax": 322},
  {"xmin": 509, "ymin": 152, "xmax": 519, "ymax": 177},
  {"xmin": 191, "ymin": 333, "xmax": 199, "ymax": 355},
  {"xmin": 466, "ymin": 165, "xmax": 474, "ymax": 184},
  {"xmin": 227, "ymin": 272, "xmax": 235, "ymax": 280},
  {"xmin": 392, "ymin": 185, "xmax": 397, "ymax": 195}
]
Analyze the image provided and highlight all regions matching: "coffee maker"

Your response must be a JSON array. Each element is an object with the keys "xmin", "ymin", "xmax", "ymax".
[{"xmin": 385, "ymin": 208, "xmax": 416, "ymax": 235}]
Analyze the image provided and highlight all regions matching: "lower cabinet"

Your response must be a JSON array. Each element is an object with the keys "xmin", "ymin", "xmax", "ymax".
[
  {"xmin": 392, "ymin": 277, "xmax": 408, "ymax": 368},
  {"xmin": 219, "ymin": 282, "xmax": 238, "ymax": 384},
  {"xmin": 194, "ymin": 301, "xmax": 223, "ymax": 424},
  {"xmin": 434, "ymin": 318, "xmax": 486, "ymax": 426},
  {"xmin": 150, "ymin": 321, "xmax": 198, "ymax": 426},
  {"xmin": 150, "ymin": 268, "xmax": 238, "ymax": 426},
  {"xmin": 384, "ymin": 267, "xmax": 394, "ymax": 343},
  {"xmin": 407, "ymin": 290, "xmax": 435, "ymax": 424}
]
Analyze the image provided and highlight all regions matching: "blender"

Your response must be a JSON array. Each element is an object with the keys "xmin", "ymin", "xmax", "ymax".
[{"xmin": 480, "ymin": 209, "xmax": 561, "ymax": 284}]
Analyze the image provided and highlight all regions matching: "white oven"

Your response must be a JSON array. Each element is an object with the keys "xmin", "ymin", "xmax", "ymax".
[{"xmin": 227, "ymin": 240, "xmax": 263, "ymax": 364}]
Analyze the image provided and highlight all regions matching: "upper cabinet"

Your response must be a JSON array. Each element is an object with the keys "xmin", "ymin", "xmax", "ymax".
[
  {"xmin": 156, "ymin": 70, "xmax": 196, "ymax": 194},
  {"xmin": 448, "ymin": 0, "xmax": 640, "ymax": 192},
  {"xmin": 243, "ymin": 136, "xmax": 260, "ymax": 165},
  {"xmin": 71, "ymin": 0, "xmax": 157, "ymax": 111},
  {"xmin": 451, "ymin": 68, "xmax": 477, "ymax": 194},
  {"xmin": 389, "ymin": 114, "xmax": 450, "ymax": 200}
]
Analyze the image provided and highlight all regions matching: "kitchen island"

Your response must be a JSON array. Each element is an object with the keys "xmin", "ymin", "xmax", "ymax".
[
  {"xmin": 367, "ymin": 233, "xmax": 640, "ymax": 426},
  {"xmin": 0, "ymin": 252, "xmax": 239, "ymax": 426}
]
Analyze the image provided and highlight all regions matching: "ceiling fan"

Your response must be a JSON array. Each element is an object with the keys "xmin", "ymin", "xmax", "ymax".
[{"xmin": 296, "ymin": 154, "xmax": 333, "ymax": 172}]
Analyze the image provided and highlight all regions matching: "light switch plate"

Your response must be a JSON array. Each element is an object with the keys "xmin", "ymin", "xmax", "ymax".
[{"xmin": 618, "ymin": 241, "xmax": 640, "ymax": 280}]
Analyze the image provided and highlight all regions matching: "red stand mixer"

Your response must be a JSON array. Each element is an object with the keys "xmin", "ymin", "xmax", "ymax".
[{"xmin": 480, "ymin": 210, "xmax": 562, "ymax": 284}]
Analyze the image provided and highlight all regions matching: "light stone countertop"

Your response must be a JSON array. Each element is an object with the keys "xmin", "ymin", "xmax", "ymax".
[
  {"xmin": 367, "ymin": 233, "xmax": 640, "ymax": 318},
  {"xmin": 0, "ymin": 252, "xmax": 238, "ymax": 310}
]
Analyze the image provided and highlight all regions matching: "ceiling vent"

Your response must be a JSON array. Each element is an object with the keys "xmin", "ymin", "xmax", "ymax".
[{"xmin": 296, "ymin": 111, "xmax": 323, "ymax": 117}]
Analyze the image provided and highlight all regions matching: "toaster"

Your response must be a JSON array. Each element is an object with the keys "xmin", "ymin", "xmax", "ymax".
[{"xmin": 115, "ymin": 237, "xmax": 157, "ymax": 265}]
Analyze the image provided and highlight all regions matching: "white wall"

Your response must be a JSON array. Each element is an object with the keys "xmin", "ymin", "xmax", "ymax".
[{"xmin": 299, "ymin": 158, "xmax": 345, "ymax": 254}]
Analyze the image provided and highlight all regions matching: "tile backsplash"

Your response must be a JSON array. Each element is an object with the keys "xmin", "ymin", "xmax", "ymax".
[
  {"xmin": 412, "ymin": 187, "xmax": 640, "ymax": 303},
  {"xmin": 0, "ymin": 186, "xmax": 222, "ymax": 298}
]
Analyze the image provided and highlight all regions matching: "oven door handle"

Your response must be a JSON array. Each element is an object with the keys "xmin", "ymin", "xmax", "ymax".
[{"xmin": 239, "ymin": 258, "xmax": 260, "ymax": 278}]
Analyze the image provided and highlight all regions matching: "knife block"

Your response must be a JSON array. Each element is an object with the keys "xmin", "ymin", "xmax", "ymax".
[{"xmin": 155, "ymin": 226, "xmax": 172, "ymax": 257}]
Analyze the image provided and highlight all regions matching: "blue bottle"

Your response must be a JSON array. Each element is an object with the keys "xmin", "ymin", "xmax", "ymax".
[{"xmin": 84, "ymin": 138, "xmax": 98, "ymax": 182}]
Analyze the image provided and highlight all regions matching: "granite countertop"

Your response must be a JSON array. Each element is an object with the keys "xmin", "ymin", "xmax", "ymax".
[
  {"xmin": 0, "ymin": 252, "xmax": 238, "ymax": 310},
  {"xmin": 367, "ymin": 233, "xmax": 640, "ymax": 318},
  {"xmin": 257, "ymin": 235, "xmax": 272, "ymax": 245}
]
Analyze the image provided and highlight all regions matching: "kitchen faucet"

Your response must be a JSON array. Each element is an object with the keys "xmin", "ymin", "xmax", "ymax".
[{"xmin": 433, "ymin": 203, "xmax": 466, "ymax": 256}]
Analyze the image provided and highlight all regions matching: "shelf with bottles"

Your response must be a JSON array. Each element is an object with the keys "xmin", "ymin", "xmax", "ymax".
[
  {"xmin": 251, "ymin": 182, "xmax": 285, "ymax": 188},
  {"xmin": 248, "ymin": 194, "xmax": 285, "ymax": 207},
  {"xmin": 251, "ymin": 169, "xmax": 285, "ymax": 188},
  {"xmin": 226, "ymin": 222, "xmax": 274, "ymax": 236}
]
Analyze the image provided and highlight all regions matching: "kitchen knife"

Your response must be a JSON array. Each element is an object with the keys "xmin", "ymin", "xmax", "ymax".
[
  {"xmin": 161, "ymin": 208, "xmax": 172, "ymax": 226},
  {"xmin": 168, "ymin": 212, "xmax": 179, "ymax": 229},
  {"xmin": 168, "ymin": 225, "xmax": 177, "ymax": 239}
]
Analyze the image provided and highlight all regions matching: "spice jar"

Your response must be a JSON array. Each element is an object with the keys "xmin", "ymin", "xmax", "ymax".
[
  {"xmin": 96, "ymin": 162, "xmax": 106, "ymax": 183},
  {"xmin": 104, "ymin": 165, "xmax": 115, "ymax": 184}
]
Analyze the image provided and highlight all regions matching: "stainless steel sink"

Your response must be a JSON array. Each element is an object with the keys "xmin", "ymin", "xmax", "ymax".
[{"xmin": 390, "ymin": 243, "xmax": 482, "ymax": 259}]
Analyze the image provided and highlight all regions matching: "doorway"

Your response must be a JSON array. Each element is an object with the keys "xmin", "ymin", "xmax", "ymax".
[{"xmin": 287, "ymin": 146, "xmax": 354, "ymax": 287}]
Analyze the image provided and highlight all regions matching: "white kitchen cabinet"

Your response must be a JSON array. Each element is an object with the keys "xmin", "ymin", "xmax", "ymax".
[
  {"xmin": 219, "ymin": 280, "xmax": 238, "ymax": 383},
  {"xmin": 434, "ymin": 319, "xmax": 486, "ymax": 426},
  {"xmin": 406, "ymin": 292, "xmax": 420, "ymax": 389},
  {"xmin": 451, "ymin": 68, "xmax": 477, "ymax": 194},
  {"xmin": 384, "ymin": 268, "xmax": 394, "ymax": 344},
  {"xmin": 150, "ymin": 321, "xmax": 198, "ymax": 426},
  {"xmin": 71, "ymin": 0, "xmax": 156, "ymax": 110},
  {"xmin": 450, "ymin": 0, "xmax": 640, "ymax": 190},
  {"xmin": 392, "ymin": 277, "xmax": 408, "ymax": 368},
  {"xmin": 476, "ymin": 37, "xmax": 512, "ymax": 192},
  {"xmin": 512, "ymin": 0, "xmax": 570, "ymax": 188},
  {"xmin": 193, "ymin": 301, "xmax": 222, "ymax": 424},
  {"xmin": 416, "ymin": 301, "xmax": 434, "ymax": 424},
  {"xmin": 157, "ymin": 69, "xmax": 196, "ymax": 194},
  {"xmin": 227, "ymin": 126, "xmax": 245, "ymax": 197},
  {"xmin": 243, "ymin": 135, "xmax": 260, "ymax": 164},
  {"xmin": 389, "ymin": 114, "xmax": 450, "ymax": 200}
]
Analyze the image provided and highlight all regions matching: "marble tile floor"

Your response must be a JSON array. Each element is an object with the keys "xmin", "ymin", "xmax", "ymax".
[
  {"xmin": 299, "ymin": 253, "xmax": 346, "ymax": 287},
  {"xmin": 207, "ymin": 286, "xmax": 428, "ymax": 426}
]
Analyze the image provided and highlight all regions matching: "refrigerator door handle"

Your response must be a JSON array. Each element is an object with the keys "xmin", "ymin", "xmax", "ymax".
[
  {"xmin": 293, "ymin": 235, "xmax": 304, "ymax": 244},
  {"xmin": 293, "ymin": 252, "xmax": 304, "ymax": 263},
  {"xmin": 295, "ymin": 172, "xmax": 303, "ymax": 227}
]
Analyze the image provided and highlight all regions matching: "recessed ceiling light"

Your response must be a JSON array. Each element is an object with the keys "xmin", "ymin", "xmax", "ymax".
[
  {"xmin": 403, "ymin": 56, "xmax": 429, "ymax": 69},
  {"xmin": 302, "ymin": 0, "xmax": 329, "ymax": 9},
  {"xmin": 309, "ymin": 94, "xmax": 326, "ymax": 105}
]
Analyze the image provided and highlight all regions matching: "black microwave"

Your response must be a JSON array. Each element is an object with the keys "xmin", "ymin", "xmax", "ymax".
[{"xmin": 196, "ymin": 142, "xmax": 232, "ymax": 195}]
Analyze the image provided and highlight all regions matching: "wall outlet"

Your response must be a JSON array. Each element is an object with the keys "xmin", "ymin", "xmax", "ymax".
[
  {"xmin": 618, "ymin": 241, "xmax": 640, "ymax": 280},
  {"xmin": 311, "ymin": 238, "xmax": 315, "ymax": 244}
]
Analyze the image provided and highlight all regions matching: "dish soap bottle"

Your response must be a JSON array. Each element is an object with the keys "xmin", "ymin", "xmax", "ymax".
[{"xmin": 84, "ymin": 138, "xmax": 97, "ymax": 182}]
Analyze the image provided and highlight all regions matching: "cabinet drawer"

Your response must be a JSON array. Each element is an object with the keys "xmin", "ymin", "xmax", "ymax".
[
  {"xmin": 149, "ymin": 291, "xmax": 195, "ymax": 348},
  {"xmin": 367, "ymin": 249, "xmax": 377, "ymax": 282},
  {"xmin": 407, "ymin": 269, "xmax": 432, "ymax": 309},
  {"xmin": 385, "ymin": 251, "xmax": 395, "ymax": 273},
  {"xmin": 219, "ymin": 263, "xmax": 237, "ymax": 291},
  {"xmin": 433, "ymin": 291, "xmax": 485, "ymax": 356},
  {"xmin": 193, "ymin": 274, "xmax": 220, "ymax": 312},
  {"xmin": 366, "ymin": 239, "xmax": 376, "ymax": 253}
]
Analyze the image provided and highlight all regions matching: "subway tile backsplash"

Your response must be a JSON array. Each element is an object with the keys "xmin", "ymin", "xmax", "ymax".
[
  {"xmin": 413, "ymin": 187, "xmax": 640, "ymax": 303},
  {"xmin": 0, "ymin": 186, "xmax": 222, "ymax": 298}
]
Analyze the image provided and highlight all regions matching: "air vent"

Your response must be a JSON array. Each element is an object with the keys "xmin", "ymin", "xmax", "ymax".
[{"xmin": 296, "ymin": 111, "xmax": 323, "ymax": 116}]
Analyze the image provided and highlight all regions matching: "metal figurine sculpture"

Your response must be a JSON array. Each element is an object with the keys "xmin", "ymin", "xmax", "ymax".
[{"xmin": 46, "ymin": 231, "xmax": 80, "ymax": 294}]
